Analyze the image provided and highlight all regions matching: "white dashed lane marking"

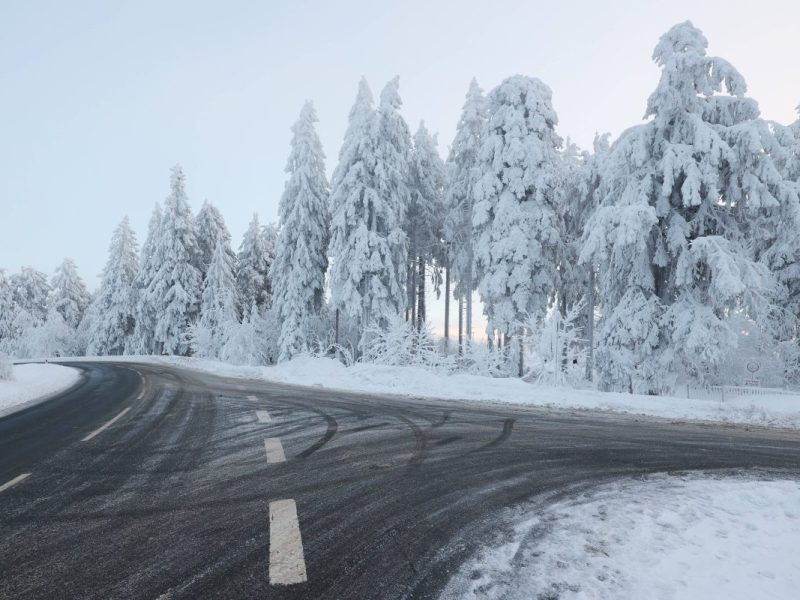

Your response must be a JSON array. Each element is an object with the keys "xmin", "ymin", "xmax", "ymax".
[
  {"xmin": 81, "ymin": 407, "xmax": 131, "ymax": 442},
  {"xmin": 269, "ymin": 499, "xmax": 307, "ymax": 585},
  {"xmin": 0, "ymin": 473, "xmax": 31, "ymax": 493},
  {"xmin": 264, "ymin": 438, "xmax": 287, "ymax": 463},
  {"xmin": 256, "ymin": 410, "xmax": 272, "ymax": 423}
]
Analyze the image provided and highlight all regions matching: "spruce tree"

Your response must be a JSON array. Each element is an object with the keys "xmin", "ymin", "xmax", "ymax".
[
  {"xmin": 193, "ymin": 241, "xmax": 239, "ymax": 358},
  {"xmin": 273, "ymin": 101, "xmax": 330, "ymax": 361},
  {"xmin": 444, "ymin": 78, "xmax": 487, "ymax": 347},
  {"xmin": 50, "ymin": 258, "xmax": 91, "ymax": 330},
  {"xmin": 581, "ymin": 22, "xmax": 786, "ymax": 392},
  {"xmin": 131, "ymin": 203, "xmax": 162, "ymax": 354},
  {"xmin": 85, "ymin": 217, "xmax": 140, "ymax": 355},
  {"xmin": 473, "ymin": 75, "xmax": 563, "ymax": 349},
  {"xmin": 408, "ymin": 121, "xmax": 446, "ymax": 330},
  {"xmin": 195, "ymin": 200, "xmax": 235, "ymax": 280},
  {"xmin": 236, "ymin": 213, "xmax": 272, "ymax": 314},
  {"xmin": 148, "ymin": 165, "xmax": 202, "ymax": 355},
  {"xmin": 329, "ymin": 78, "xmax": 408, "ymax": 346}
]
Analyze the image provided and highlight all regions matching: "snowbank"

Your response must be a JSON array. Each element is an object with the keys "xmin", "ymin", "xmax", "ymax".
[
  {"xmin": 441, "ymin": 473, "xmax": 800, "ymax": 600},
  {"xmin": 156, "ymin": 355, "xmax": 800, "ymax": 429},
  {"xmin": 46, "ymin": 355, "xmax": 800, "ymax": 429},
  {"xmin": 0, "ymin": 363, "xmax": 82, "ymax": 417}
]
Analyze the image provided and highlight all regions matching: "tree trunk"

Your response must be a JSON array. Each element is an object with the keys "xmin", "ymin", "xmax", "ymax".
[
  {"xmin": 585, "ymin": 266, "xmax": 595, "ymax": 381},
  {"xmin": 334, "ymin": 308, "xmax": 340, "ymax": 346},
  {"xmin": 518, "ymin": 330, "xmax": 524, "ymax": 377},
  {"xmin": 417, "ymin": 255, "xmax": 426, "ymax": 332},
  {"xmin": 466, "ymin": 262, "xmax": 473, "ymax": 340},
  {"xmin": 444, "ymin": 263, "xmax": 450, "ymax": 349},
  {"xmin": 458, "ymin": 294, "xmax": 464, "ymax": 356}
]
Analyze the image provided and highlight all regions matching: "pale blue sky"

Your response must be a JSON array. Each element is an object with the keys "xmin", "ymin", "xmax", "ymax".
[{"xmin": 2, "ymin": 0, "xmax": 799, "ymax": 336}]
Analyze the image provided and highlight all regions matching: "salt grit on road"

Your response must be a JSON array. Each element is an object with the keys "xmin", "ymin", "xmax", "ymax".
[
  {"xmin": 441, "ymin": 473, "xmax": 800, "ymax": 600},
  {"xmin": 0, "ymin": 363, "xmax": 81, "ymax": 417}
]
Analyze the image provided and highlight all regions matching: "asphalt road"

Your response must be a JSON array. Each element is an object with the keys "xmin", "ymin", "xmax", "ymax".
[{"xmin": 1, "ymin": 361, "xmax": 799, "ymax": 599}]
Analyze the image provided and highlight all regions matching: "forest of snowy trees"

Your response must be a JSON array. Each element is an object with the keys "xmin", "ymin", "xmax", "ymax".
[{"xmin": 3, "ymin": 22, "xmax": 800, "ymax": 394}]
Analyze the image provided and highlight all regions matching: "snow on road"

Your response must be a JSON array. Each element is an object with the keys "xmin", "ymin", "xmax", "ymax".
[
  {"xmin": 150, "ymin": 355, "xmax": 800, "ymax": 430},
  {"xmin": 0, "ymin": 363, "xmax": 82, "ymax": 417},
  {"xmin": 441, "ymin": 473, "xmax": 800, "ymax": 600},
  {"xmin": 43, "ymin": 355, "xmax": 800, "ymax": 429}
]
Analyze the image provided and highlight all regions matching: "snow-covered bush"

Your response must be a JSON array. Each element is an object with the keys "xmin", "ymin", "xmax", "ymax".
[
  {"xmin": 459, "ymin": 339, "xmax": 511, "ymax": 378},
  {"xmin": 522, "ymin": 300, "xmax": 587, "ymax": 386},
  {"xmin": 220, "ymin": 306, "xmax": 279, "ymax": 366},
  {"xmin": 361, "ymin": 315, "xmax": 454, "ymax": 372}
]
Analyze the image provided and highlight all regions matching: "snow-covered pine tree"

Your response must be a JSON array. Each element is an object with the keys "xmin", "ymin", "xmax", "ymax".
[
  {"xmin": 192, "ymin": 240, "xmax": 239, "ymax": 358},
  {"xmin": 148, "ymin": 165, "xmax": 202, "ymax": 355},
  {"xmin": 375, "ymin": 76, "xmax": 411, "ymax": 322},
  {"xmin": 329, "ymin": 78, "xmax": 407, "ymax": 348},
  {"xmin": 473, "ymin": 75, "xmax": 563, "ymax": 370},
  {"xmin": 581, "ymin": 21, "xmax": 784, "ymax": 392},
  {"xmin": 272, "ymin": 101, "xmax": 330, "ymax": 362},
  {"xmin": 50, "ymin": 258, "xmax": 91, "ymax": 330},
  {"xmin": 408, "ymin": 121, "xmax": 446, "ymax": 331},
  {"xmin": 9, "ymin": 267, "xmax": 51, "ymax": 348},
  {"xmin": 0, "ymin": 352, "xmax": 12, "ymax": 380},
  {"xmin": 0, "ymin": 270, "xmax": 14, "ymax": 354},
  {"xmin": 444, "ymin": 78, "xmax": 487, "ymax": 349},
  {"xmin": 754, "ymin": 107, "xmax": 800, "ymax": 349},
  {"xmin": 131, "ymin": 203, "xmax": 162, "ymax": 354},
  {"xmin": 262, "ymin": 221, "xmax": 278, "ymax": 306},
  {"xmin": 236, "ymin": 213, "xmax": 273, "ymax": 315},
  {"xmin": 195, "ymin": 200, "xmax": 235, "ymax": 280},
  {"xmin": 85, "ymin": 217, "xmax": 140, "ymax": 355}
]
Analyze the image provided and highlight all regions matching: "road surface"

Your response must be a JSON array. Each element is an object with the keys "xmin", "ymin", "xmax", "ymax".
[{"xmin": 1, "ymin": 361, "xmax": 799, "ymax": 598}]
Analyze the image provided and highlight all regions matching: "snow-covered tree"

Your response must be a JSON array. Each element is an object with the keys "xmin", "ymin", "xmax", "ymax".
[
  {"xmin": 329, "ymin": 78, "xmax": 407, "ymax": 345},
  {"xmin": 0, "ymin": 270, "xmax": 14, "ymax": 353},
  {"xmin": 272, "ymin": 101, "xmax": 330, "ymax": 361},
  {"xmin": 192, "ymin": 240, "xmax": 239, "ymax": 358},
  {"xmin": 408, "ymin": 121, "xmax": 446, "ymax": 330},
  {"xmin": 473, "ymin": 75, "xmax": 563, "ymax": 351},
  {"xmin": 8, "ymin": 267, "xmax": 51, "ymax": 350},
  {"xmin": 147, "ymin": 165, "xmax": 202, "ymax": 355},
  {"xmin": 221, "ymin": 304, "xmax": 278, "ymax": 366},
  {"xmin": 85, "ymin": 217, "xmax": 140, "ymax": 355},
  {"xmin": 236, "ymin": 213, "xmax": 273, "ymax": 314},
  {"xmin": 581, "ymin": 22, "xmax": 785, "ymax": 392},
  {"xmin": 195, "ymin": 200, "xmax": 235, "ymax": 279},
  {"xmin": 0, "ymin": 352, "xmax": 12, "ymax": 380},
  {"xmin": 759, "ymin": 110, "xmax": 800, "ymax": 345},
  {"xmin": 50, "ymin": 258, "xmax": 91, "ymax": 330},
  {"xmin": 374, "ymin": 76, "xmax": 412, "ymax": 320},
  {"xmin": 444, "ymin": 78, "xmax": 487, "ymax": 347},
  {"xmin": 22, "ymin": 305, "xmax": 76, "ymax": 358},
  {"xmin": 131, "ymin": 203, "xmax": 162, "ymax": 354}
]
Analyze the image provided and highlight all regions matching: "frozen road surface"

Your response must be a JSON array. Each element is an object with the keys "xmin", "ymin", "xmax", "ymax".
[{"xmin": 1, "ymin": 362, "xmax": 799, "ymax": 599}]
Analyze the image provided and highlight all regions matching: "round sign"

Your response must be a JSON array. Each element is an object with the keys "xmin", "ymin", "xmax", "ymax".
[{"xmin": 746, "ymin": 360, "xmax": 761, "ymax": 374}]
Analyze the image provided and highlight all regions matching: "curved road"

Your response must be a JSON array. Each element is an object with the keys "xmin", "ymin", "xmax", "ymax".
[{"xmin": 1, "ymin": 362, "xmax": 799, "ymax": 598}]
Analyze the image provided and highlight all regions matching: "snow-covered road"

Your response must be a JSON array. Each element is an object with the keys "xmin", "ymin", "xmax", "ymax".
[
  {"xmin": 442, "ymin": 472, "xmax": 800, "ymax": 599},
  {"xmin": 68, "ymin": 355, "xmax": 800, "ymax": 430}
]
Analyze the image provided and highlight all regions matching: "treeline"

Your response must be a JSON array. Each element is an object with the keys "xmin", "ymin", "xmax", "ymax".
[{"xmin": 3, "ymin": 21, "xmax": 800, "ymax": 393}]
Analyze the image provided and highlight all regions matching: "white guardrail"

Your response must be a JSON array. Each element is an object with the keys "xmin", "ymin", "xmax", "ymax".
[{"xmin": 687, "ymin": 385, "xmax": 800, "ymax": 402}]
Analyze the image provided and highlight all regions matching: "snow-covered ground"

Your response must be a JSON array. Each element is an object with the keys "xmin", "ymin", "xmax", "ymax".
[
  {"xmin": 77, "ymin": 355, "xmax": 800, "ymax": 429},
  {"xmin": 0, "ymin": 363, "xmax": 82, "ymax": 417},
  {"xmin": 440, "ymin": 472, "xmax": 800, "ymax": 600}
]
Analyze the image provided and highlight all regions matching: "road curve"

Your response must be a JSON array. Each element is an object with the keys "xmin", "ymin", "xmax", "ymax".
[{"xmin": 1, "ymin": 361, "xmax": 799, "ymax": 599}]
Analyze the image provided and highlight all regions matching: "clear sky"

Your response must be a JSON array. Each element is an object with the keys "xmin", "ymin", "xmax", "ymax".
[{"xmin": 2, "ymin": 0, "xmax": 799, "ymax": 337}]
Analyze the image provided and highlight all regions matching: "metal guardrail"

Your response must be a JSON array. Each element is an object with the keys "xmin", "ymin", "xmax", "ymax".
[{"xmin": 687, "ymin": 385, "xmax": 800, "ymax": 402}]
